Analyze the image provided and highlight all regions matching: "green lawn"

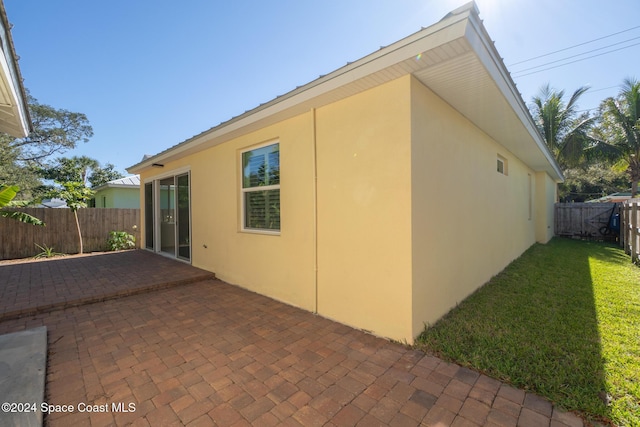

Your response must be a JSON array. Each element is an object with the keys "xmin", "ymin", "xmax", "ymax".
[{"xmin": 415, "ymin": 238, "xmax": 640, "ymax": 426}]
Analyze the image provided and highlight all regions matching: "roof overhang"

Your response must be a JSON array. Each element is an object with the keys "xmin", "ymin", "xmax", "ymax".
[
  {"xmin": 92, "ymin": 175, "xmax": 141, "ymax": 192},
  {"xmin": 128, "ymin": 2, "xmax": 563, "ymax": 182},
  {"xmin": 93, "ymin": 183, "xmax": 140, "ymax": 191},
  {"xmin": 0, "ymin": 1, "xmax": 31, "ymax": 138}
]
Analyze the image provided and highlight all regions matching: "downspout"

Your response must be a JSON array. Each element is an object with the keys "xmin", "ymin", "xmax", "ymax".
[{"xmin": 311, "ymin": 108, "xmax": 319, "ymax": 313}]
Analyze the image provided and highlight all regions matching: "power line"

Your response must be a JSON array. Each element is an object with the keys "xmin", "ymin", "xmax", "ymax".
[
  {"xmin": 509, "ymin": 24, "xmax": 640, "ymax": 66},
  {"xmin": 589, "ymin": 85, "xmax": 620, "ymax": 93},
  {"xmin": 512, "ymin": 36, "xmax": 640, "ymax": 74},
  {"xmin": 512, "ymin": 42, "xmax": 640, "ymax": 78}
]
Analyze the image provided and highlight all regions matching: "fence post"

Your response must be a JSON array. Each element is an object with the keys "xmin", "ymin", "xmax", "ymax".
[
  {"xmin": 632, "ymin": 202, "xmax": 638, "ymax": 263},
  {"xmin": 620, "ymin": 204, "xmax": 625, "ymax": 249},
  {"xmin": 628, "ymin": 203, "xmax": 633, "ymax": 256},
  {"xmin": 620, "ymin": 201, "xmax": 631, "ymax": 255}
]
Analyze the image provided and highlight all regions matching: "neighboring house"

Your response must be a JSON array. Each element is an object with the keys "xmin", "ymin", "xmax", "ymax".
[
  {"xmin": 128, "ymin": 3, "xmax": 563, "ymax": 343},
  {"xmin": 0, "ymin": 0, "xmax": 31, "ymax": 137},
  {"xmin": 36, "ymin": 198, "xmax": 67, "ymax": 208},
  {"xmin": 92, "ymin": 175, "xmax": 140, "ymax": 208},
  {"xmin": 586, "ymin": 191, "xmax": 633, "ymax": 203}
]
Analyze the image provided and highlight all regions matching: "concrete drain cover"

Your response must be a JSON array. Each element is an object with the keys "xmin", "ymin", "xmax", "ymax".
[{"xmin": 0, "ymin": 326, "xmax": 47, "ymax": 427}]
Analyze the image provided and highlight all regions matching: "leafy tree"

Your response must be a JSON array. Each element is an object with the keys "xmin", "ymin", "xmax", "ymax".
[
  {"xmin": 49, "ymin": 182, "xmax": 94, "ymax": 254},
  {"xmin": 559, "ymin": 164, "xmax": 628, "ymax": 202},
  {"xmin": 0, "ymin": 134, "xmax": 44, "ymax": 200},
  {"xmin": 595, "ymin": 78, "xmax": 640, "ymax": 197},
  {"xmin": 0, "ymin": 185, "xmax": 44, "ymax": 225},
  {"xmin": 16, "ymin": 94, "xmax": 93, "ymax": 163},
  {"xmin": 531, "ymin": 84, "xmax": 596, "ymax": 168},
  {"xmin": 39, "ymin": 156, "xmax": 98, "ymax": 186},
  {"xmin": 0, "ymin": 94, "xmax": 93, "ymax": 199},
  {"xmin": 39, "ymin": 156, "xmax": 124, "ymax": 188},
  {"xmin": 88, "ymin": 163, "xmax": 124, "ymax": 188}
]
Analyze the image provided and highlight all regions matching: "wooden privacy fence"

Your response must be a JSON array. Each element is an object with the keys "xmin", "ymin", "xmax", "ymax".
[
  {"xmin": 0, "ymin": 208, "xmax": 140, "ymax": 260},
  {"xmin": 621, "ymin": 199, "xmax": 640, "ymax": 263},
  {"xmin": 554, "ymin": 203, "xmax": 619, "ymax": 241}
]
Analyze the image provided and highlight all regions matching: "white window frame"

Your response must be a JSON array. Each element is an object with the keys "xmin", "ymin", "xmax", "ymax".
[
  {"xmin": 497, "ymin": 154, "xmax": 508, "ymax": 175},
  {"xmin": 240, "ymin": 141, "xmax": 280, "ymax": 235}
]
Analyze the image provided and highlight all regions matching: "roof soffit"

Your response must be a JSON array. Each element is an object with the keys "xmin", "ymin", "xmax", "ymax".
[
  {"xmin": 409, "ymin": 14, "xmax": 561, "ymax": 180},
  {"xmin": 0, "ymin": 3, "xmax": 31, "ymax": 138}
]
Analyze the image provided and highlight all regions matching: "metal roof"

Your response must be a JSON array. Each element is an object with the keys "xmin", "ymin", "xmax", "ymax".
[
  {"xmin": 128, "ymin": 2, "xmax": 563, "ymax": 182},
  {"xmin": 92, "ymin": 175, "xmax": 140, "ymax": 191}
]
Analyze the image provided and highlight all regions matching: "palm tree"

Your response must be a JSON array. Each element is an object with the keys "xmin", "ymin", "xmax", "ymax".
[
  {"xmin": 531, "ymin": 84, "xmax": 596, "ymax": 168},
  {"xmin": 597, "ymin": 78, "xmax": 640, "ymax": 197}
]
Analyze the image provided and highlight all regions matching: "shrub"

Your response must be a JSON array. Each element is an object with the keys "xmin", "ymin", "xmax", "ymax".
[
  {"xmin": 33, "ymin": 243, "xmax": 65, "ymax": 259},
  {"xmin": 106, "ymin": 231, "xmax": 136, "ymax": 251}
]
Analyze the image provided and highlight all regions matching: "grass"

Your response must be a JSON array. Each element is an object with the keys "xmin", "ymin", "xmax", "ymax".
[{"xmin": 414, "ymin": 238, "xmax": 640, "ymax": 426}]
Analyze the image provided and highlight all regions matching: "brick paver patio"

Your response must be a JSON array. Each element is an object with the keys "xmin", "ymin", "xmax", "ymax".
[
  {"xmin": 0, "ymin": 250, "xmax": 214, "ymax": 321},
  {"xmin": 0, "ymin": 252, "xmax": 585, "ymax": 426}
]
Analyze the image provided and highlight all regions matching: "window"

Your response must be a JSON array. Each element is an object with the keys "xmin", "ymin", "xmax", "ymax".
[
  {"xmin": 528, "ymin": 173, "xmax": 532, "ymax": 220},
  {"xmin": 241, "ymin": 142, "xmax": 280, "ymax": 232},
  {"xmin": 497, "ymin": 155, "xmax": 508, "ymax": 175}
]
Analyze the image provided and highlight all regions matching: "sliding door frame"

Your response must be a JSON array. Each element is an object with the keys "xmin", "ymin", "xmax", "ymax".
[{"xmin": 144, "ymin": 167, "xmax": 191, "ymax": 263}]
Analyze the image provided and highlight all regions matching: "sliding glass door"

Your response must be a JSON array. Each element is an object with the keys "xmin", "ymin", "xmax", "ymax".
[
  {"xmin": 144, "ymin": 172, "xmax": 190, "ymax": 262},
  {"xmin": 144, "ymin": 183, "xmax": 154, "ymax": 250},
  {"xmin": 176, "ymin": 174, "xmax": 190, "ymax": 260},
  {"xmin": 159, "ymin": 177, "xmax": 176, "ymax": 255}
]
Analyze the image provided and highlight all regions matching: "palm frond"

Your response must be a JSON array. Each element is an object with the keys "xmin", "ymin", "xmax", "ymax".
[
  {"xmin": 563, "ymin": 86, "xmax": 590, "ymax": 120},
  {"xmin": 571, "ymin": 116, "xmax": 596, "ymax": 134},
  {"xmin": 584, "ymin": 139, "xmax": 624, "ymax": 163},
  {"xmin": 0, "ymin": 185, "xmax": 19, "ymax": 207},
  {"xmin": 7, "ymin": 200, "xmax": 31, "ymax": 208},
  {"xmin": 621, "ymin": 77, "xmax": 640, "ymax": 122},
  {"xmin": 0, "ymin": 185, "xmax": 45, "ymax": 226},
  {"xmin": 611, "ymin": 158, "xmax": 630, "ymax": 173},
  {"xmin": 558, "ymin": 133, "xmax": 586, "ymax": 167},
  {"xmin": 605, "ymin": 98, "xmax": 639, "ymax": 152}
]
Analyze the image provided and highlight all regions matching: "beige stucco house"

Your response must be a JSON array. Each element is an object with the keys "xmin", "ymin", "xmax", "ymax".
[{"xmin": 128, "ymin": 2, "xmax": 563, "ymax": 343}]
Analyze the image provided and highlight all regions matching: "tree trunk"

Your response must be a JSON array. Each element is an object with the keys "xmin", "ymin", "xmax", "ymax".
[
  {"xmin": 74, "ymin": 210, "xmax": 83, "ymax": 254},
  {"xmin": 633, "ymin": 179, "xmax": 639, "ymax": 198}
]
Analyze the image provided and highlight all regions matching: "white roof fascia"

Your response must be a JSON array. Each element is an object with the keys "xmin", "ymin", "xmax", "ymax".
[
  {"xmin": 94, "ymin": 183, "xmax": 139, "ymax": 190},
  {"xmin": 129, "ymin": 2, "xmax": 563, "ymax": 182},
  {"xmin": 0, "ymin": 2, "xmax": 31, "ymax": 138},
  {"xmin": 128, "ymin": 6, "xmax": 475, "ymax": 174},
  {"xmin": 92, "ymin": 175, "xmax": 140, "ymax": 191}
]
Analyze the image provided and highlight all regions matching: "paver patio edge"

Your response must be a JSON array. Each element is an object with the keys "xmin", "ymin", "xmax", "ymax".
[
  {"xmin": 0, "ymin": 274, "xmax": 214, "ymax": 322},
  {"xmin": 0, "ymin": 250, "xmax": 215, "ymax": 323}
]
